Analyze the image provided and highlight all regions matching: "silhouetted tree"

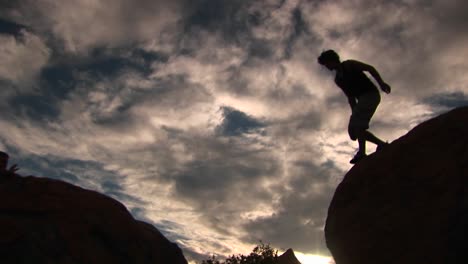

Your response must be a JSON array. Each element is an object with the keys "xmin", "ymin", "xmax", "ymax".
[{"xmin": 201, "ymin": 242, "xmax": 278, "ymax": 264}]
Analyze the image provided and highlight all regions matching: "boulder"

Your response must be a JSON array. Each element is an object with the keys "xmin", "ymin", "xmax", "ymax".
[
  {"xmin": 0, "ymin": 174, "xmax": 188, "ymax": 264},
  {"xmin": 325, "ymin": 107, "xmax": 468, "ymax": 264}
]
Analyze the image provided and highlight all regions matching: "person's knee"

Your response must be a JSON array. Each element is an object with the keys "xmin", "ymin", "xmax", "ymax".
[
  {"xmin": 357, "ymin": 129, "xmax": 367, "ymax": 139},
  {"xmin": 348, "ymin": 126, "xmax": 366, "ymax": 141},
  {"xmin": 355, "ymin": 129, "xmax": 367, "ymax": 139}
]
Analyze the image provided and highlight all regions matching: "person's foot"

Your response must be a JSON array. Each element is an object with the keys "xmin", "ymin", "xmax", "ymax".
[
  {"xmin": 376, "ymin": 142, "xmax": 390, "ymax": 152},
  {"xmin": 350, "ymin": 152, "xmax": 367, "ymax": 164}
]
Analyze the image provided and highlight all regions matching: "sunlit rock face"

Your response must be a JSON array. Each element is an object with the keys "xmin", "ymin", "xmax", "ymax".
[
  {"xmin": 0, "ymin": 174, "xmax": 188, "ymax": 264},
  {"xmin": 325, "ymin": 107, "xmax": 468, "ymax": 264}
]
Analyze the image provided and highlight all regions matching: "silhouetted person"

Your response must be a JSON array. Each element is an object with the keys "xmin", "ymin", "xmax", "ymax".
[
  {"xmin": 318, "ymin": 50, "xmax": 390, "ymax": 163},
  {"xmin": 0, "ymin": 151, "xmax": 19, "ymax": 177}
]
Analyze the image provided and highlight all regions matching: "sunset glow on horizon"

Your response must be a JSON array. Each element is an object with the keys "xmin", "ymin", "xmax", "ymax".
[{"xmin": 295, "ymin": 252, "xmax": 334, "ymax": 264}]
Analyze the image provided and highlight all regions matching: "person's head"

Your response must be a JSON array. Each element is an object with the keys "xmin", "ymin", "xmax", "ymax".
[
  {"xmin": 0, "ymin": 151, "xmax": 9, "ymax": 170},
  {"xmin": 318, "ymin": 49, "xmax": 341, "ymax": 70}
]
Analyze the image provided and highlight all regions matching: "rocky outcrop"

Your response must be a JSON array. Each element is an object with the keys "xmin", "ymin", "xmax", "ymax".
[
  {"xmin": 278, "ymin": 248, "xmax": 302, "ymax": 264},
  {"xmin": 325, "ymin": 107, "xmax": 468, "ymax": 264},
  {"xmin": 0, "ymin": 174, "xmax": 188, "ymax": 264}
]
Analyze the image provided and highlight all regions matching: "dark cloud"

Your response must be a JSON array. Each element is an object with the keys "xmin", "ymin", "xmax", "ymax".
[
  {"xmin": 424, "ymin": 92, "xmax": 468, "ymax": 111},
  {"xmin": 243, "ymin": 159, "xmax": 339, "ymax": 254},
  {"xmin": 6, "ymin": 148, "xmax": 130, "ymax": 195},
  {"xmin": 222, "ymin": 67, "xmax": 252, "ymax": 96},
  {"xmin": 8, "ymin": 94, "xmax": 61, "ymax": 122},
  {"xmin": 100, "ymin": 180, "xmax": 147, "ymax": 205},
  {"xmin": 0, "ymin": 18, "xmax": 27, "ymax": 37},
  {"xmin": 6, "ymin": 49, "xmax": 152, "ymax": 123},
  {"xmin": 0, "ymin": 0, "xmax": 18, "ymax": 10},
  {"xmin": 143, "ymin": 75, "xmax": 213, "ymax": 109},
  {"xmin": 4, "ymin": 0, "xmax": 184, "ymax": 54},
  {"xmin": 284, "ymin": 7, "xmax": 309, "ymax": 59},
  {"xmin": 12, "ymin": 154, "xmax": 80, "ymax": 184},
  {"xmin": 174, "ymin": 138, "xmax": 278, "ymax": 202},
  {"xmin": 41, "ymin": 47, "xmax": 161, "ymax": 86},
  {"xmin": 248, "ymin": 39, "xmax": 276, "ymax": 59},
  {"xmin": 13, "ymin": 50, "xmax": 205, "ymax": 128},
  {"xmin": 275, "ymin": 114, "xmax": 322, "ymax": 137},
  {"xmin": 76, "ymin": 52, "xmax": 146, "ymax": 77},
  {"xmin": 216, "ymin": 106, "xmax": 265, "ymax": 136},
  {"xmin": 131, "ymin": 49, "xmax": 170, "ymax": 68},
  {"xmin": 431, "ymin": 1, "xmax": 468, "ymax": 38},
  {"xmin": 182, "ymin": 0, "xmax": 296, "ymax": 61},
  {"xmin": 184, "ymin": 0, "xmax": 255, "ymax": 39},
  {"xmin": 172, "ymin": 134, "xmax": 281, "ymax": 233},
  {"xmin": 39, "ymin": 65, "xmax": 77, "ymax": 98}
]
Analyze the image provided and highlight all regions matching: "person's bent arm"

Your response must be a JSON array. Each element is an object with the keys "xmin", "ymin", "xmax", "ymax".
[
  {"xmin": 366, "ymin": 66, "xmax": 391, "ymax": 94},
  {"xmin": 349, "ymin": 60, "xmax": 391, "ymax": 94}
]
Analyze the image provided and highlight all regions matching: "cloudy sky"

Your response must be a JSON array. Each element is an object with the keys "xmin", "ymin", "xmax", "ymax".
[{"xmin": 1, "ymin": 0, "xmax": 468, "ymax": 263}]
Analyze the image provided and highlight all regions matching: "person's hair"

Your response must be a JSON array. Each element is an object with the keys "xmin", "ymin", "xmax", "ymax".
[
  {"xmin": 317, "ymin": 49, "xmax": 340, "ymax": 65},
  {"xmin": 0, "ymin": 151, "xmax": 8, "ymax": 159}
]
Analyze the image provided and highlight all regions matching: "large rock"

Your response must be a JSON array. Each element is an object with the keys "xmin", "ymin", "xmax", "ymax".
[
  {"xmin": 0, "ymin": 174, "xmax": 188, "ymax": 264},
  {"xmin": 277, "ymin": 248, "xmax": 302, "ymax": 264},
  {"xmin": 325, "ymin": 107, "xmax": 468, "ymax": 264}
]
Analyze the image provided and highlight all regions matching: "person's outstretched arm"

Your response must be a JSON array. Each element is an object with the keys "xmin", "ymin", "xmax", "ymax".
[{"xmin": 349, "ymin": 60, "xmax": 391, "ymax": 94}]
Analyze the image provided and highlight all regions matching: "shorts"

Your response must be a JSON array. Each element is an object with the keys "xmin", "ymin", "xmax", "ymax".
[{"xmin": 348, "ymin": 90, "xmax": 381, "ymax": 140}]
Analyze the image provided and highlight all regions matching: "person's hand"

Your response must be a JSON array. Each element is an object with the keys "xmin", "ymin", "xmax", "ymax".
[
  {"xmin": 8, "ymin": 164, "xmax": 19, "ymax": 173},
  {"xmin": 380, "ymin": 82, "xmax": 391, "ymax": 94}
]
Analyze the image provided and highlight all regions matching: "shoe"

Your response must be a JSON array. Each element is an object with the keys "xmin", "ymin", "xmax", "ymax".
[
  {"xmin": 350, "ymin": 152, "xmax": 367, "ymax": 164},
  {"xmin": 377, "ymin": 142, "xmax": 390, "ymax": 152}
]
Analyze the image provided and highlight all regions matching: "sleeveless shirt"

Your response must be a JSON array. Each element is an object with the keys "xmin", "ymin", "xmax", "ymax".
[{"xmin": 334, "ymin": 60, "xmax": 378, "ymax": 97}]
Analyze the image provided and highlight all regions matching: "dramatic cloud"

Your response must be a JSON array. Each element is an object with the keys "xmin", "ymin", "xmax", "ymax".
[
  {"xmin": 216, "ymin": 106, "xmax": 266, "ymax": 136},
  {"xmin": 0, "ymin": 27, "xmax": 49, "ymax": 87},
  {"xmin": 1, "ymin": 0, "xmax": 467, "ymax": 263},
  {"xmin": 2, "ymin": 0, "xmax": 184, "ymax": 54}
]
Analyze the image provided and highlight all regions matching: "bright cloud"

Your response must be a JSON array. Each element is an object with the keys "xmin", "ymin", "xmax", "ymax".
[{"xmin": 0, "ymin": 30, "xmax": 49, "ymax": 87}]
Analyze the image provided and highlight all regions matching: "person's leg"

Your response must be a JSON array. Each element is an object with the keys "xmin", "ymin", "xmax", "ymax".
[
  {"xmin": 349, "ymin": 91, "xmax": 384, "ymax": 163},
  {"xmin": 352, "ymin": 125, "xmax": 389, "ymax": 164},
  {"xmin": 353, "ymin": 91, "xmax": 386, "ymax": 152},
  {"xmin": 349, "ymin": 129, "xmax": 367, "ymax": 164},
  {"xmin": 363, "ymin": 130, "xmax": 386, "ymax": 146},
  {"xmin": 357, "ymin": 130, "xmax": 367, "ymax": 154}
]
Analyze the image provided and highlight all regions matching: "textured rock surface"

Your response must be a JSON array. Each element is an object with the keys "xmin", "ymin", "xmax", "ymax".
[
  {"xmin": 0, "ymin": 174, "xmax": 188, "ymax": 264},
  {"xmin": 325, "ymin": 107, "xmax": 468, "ymax": 264}
]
